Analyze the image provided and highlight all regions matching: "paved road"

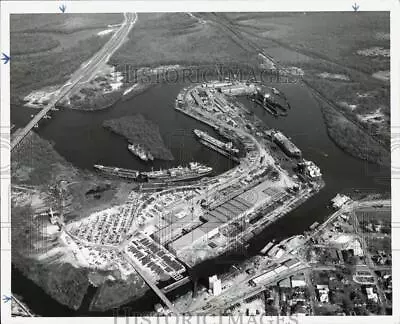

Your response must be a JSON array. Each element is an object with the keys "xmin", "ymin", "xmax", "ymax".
[
  {"xmin": 352, "ymin": 208, "xmax": 388, "ymax": 311},
  {"xmin": 11, "ymin": 12, "xmax": 137, "ymax": 151},
  {"xmin": 123, "ymin": 251, "xmax": 180, "ymax": 315}
]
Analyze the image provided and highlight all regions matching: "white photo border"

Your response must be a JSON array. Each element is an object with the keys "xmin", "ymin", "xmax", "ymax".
[{"xmin": 1, "ymin": 1, "xmax": 399, "ymax": 324}]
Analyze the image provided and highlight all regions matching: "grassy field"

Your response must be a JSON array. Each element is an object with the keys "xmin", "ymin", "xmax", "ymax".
[
  {"xmin": 11, "ymin": 13, "xmax": 123, "ymax": 34},
  {"xmin": 110, "ymin": 13, "xmax": 257, "ymax": 68},
  {"xmin": 229, "ymin": 12, "xmax": 389, "ymax": 74},
  {"xmin": 11, "ymin": 33, "xmax": 60, "ymax": 55},
  {"xmin": 10, "ymin": 14, "xmax": 123, "ymax": 102}
]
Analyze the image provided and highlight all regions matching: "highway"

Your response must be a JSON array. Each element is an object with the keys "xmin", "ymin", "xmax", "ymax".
[{"xmin": 11, "ymin": 12, "xmax": 137, "ymax": 151}]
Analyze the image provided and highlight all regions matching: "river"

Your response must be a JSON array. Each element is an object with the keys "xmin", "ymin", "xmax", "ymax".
[{"xmin": 10, "ymin": 79, "xmax": 390, "ymax": 316}]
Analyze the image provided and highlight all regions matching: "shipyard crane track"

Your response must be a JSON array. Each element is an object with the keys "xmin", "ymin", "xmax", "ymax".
[
  {"xmin": 205, "ymin": 13, "xmax": 390, "ymax": 155},
  {"xmin": 11, "ymin": 12, "xmax": 137, "ymax": 152}
]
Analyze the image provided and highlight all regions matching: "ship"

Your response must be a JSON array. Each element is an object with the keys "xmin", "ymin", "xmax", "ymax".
[
  {"xmin": 251, "ymin": 86, "xmax": 290, "ymax": 117},
  {"xmin": 94, "ymin": 164, "xmax": 144, "ymax": 180},
  {"xmin": 271, "ymin": 130, "xmax": 302, "ymax": 158},
  {"xmin": 128, "ymin": 144, "xmax": 154, "ymax": 161},
  {"xmin": 144, "ymin": 162, "xmax": 212, "ymax": 182},
  {"xmin": 194, "ymin": 129, "xmax": 239, "ymax": 157},
  {"xmin": 94, "ymin": 162, "xmax": 212, "ymax": 183}
]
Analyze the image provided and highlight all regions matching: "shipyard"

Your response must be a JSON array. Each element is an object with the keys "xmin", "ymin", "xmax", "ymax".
[{"xmin": 33, "ymin": 79, "xmax": 325, "ymax": 311}]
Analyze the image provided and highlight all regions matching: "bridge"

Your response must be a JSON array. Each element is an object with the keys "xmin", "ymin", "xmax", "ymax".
[
  {"xmin": 11, "ymin": 12, "xmax": 137, "ymax": 152},
  {"xmin": 123, "ymin": 253, "xmax": 180, "ymax": 315}
]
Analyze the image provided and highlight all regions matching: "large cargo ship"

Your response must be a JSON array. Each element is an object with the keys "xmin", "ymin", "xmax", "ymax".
[
  {"xmin": 271, "ymin": 130, "xmax": 302, "ymax": 158},
  {"xmin": 194, "ymin": 129, "xmax": 239, "ymax": 158},
  {"xmin": 144, "ymin": 162, "xmax": 212, "ymax": 182},
  {"xmin": 128, "ymin": 144, "xmax": 154, "ymax": 161},
  {"xmin": 94, "ymin": 162, "xmax": 212, "ymax": 182}
]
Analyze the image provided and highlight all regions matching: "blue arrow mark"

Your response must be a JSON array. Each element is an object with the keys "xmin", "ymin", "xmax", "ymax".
[
  {"xmin": 2, "ymin": 295, "xmax": 12, "ymax": 303},
  {"xmin": 352, "ymin": 3, "xmax": 360, "ymax": 12},
  {"xmin": 59, "ymin": 4, "xmax": 66, "ymax": 13},
  {"xmin": 1, "ymin": 53, "xmax": 10, "ymax": 64}
]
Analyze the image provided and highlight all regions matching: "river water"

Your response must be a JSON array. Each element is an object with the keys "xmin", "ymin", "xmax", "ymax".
[{"xmin": 10, "ymin": 80, "xmax": 390, "ymax": 316}]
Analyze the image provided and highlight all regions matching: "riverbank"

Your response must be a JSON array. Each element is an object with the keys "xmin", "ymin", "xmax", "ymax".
[
  {"xmin": 11, "ymin": 132, "xmax": 143, "ymax": 311},
  {"xmin": 313, "ymin": 92, "xmax": 390, "ymax": 167}
]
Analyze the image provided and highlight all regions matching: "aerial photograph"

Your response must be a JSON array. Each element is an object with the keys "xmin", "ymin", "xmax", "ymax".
[{"xmin": 9, "ymin": 11, "xmax": 391, "ymax": 317}]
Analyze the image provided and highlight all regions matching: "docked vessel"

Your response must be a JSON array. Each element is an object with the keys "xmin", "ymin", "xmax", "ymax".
[
  {"xmin": 144, "ymin": 162, "xmax": 212, "ymax": 182},
  {"xmin": 194, "ymin": 129, "xmax": 239, "ymax": 156},
  {"xmin": 94, "ymin": 162, "xmax": 212, "ymax": 182},
  {"xmin": 251, "ymin": 86, "xmax": 290, "ymax": 117},
  {"xmin": 94, "ymin": 164, "xmax": 144, "ymax": 180},
  {"xmin": 271, "ymin": 130, "xmax": 302, "ymax": 158},
  {"xmin": 128, "ymin": 144, "xmax": 154, "ymax": 161}
]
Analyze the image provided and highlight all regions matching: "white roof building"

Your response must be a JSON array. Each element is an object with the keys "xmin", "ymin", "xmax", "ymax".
[{"xmin": 331, "ymin": 194, "xmax": 351, "ymax": 209}]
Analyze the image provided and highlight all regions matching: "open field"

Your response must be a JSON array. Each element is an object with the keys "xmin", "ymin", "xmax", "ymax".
[
  {"xmin": 11, "ymin": 33, "xmax": 60, "ymax": 55},
  {"xmin": 11, "ymin": 14, "xmax": 123, "ymax": 34},
  {"xmin": 226, "ymin": 12, "xmax": 389, "ymax": 74},
  {"xmin": 109, "ymin": 13, "xmax": 257, "ymax": 68}
]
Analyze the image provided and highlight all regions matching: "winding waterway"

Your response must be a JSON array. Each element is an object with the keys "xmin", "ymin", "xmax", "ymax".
[{"xmin": 11, "ymin": 80, "xmax": 390, "ymax": 316}]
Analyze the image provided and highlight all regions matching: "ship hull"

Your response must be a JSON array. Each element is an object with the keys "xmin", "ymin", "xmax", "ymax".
[
  {"xmin": 146, "ymin": 169, "xmax": 212, "ymax": 182},
  {"xmin": 254, "ymin": 98, "xmax": 278, "ymax": 116},
  {"xmin": 94, "ymin": 164, "xmax": 212, "ymax": 183},
  {"xmin": 199, "ymin": 139, "xmax": 240, "ymax": 162}
]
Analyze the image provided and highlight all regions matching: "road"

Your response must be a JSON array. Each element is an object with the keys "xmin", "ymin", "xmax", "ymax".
[
  {"xmin": 11, "ymin": 295, "xmax": 34, "ymax": 317},
  {"xmin": 11, "ymin": 12, "xmax": 137, "ymax": 151},
  {"xmin": 351, "ymin": 204, "xmax": 390, "ymax": 312},
  {"xmin": 191, "ymin": 264, "xmax": 308, "ymax": 315},
  {"xmin": 123, "ymin": 251, "xmax": 180, "ymax": 315}
]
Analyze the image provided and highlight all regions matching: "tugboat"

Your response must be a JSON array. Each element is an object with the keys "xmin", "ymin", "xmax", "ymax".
[{"xmin": 128, "ymin": 144, "xmax": 154, "ymax": 161}]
